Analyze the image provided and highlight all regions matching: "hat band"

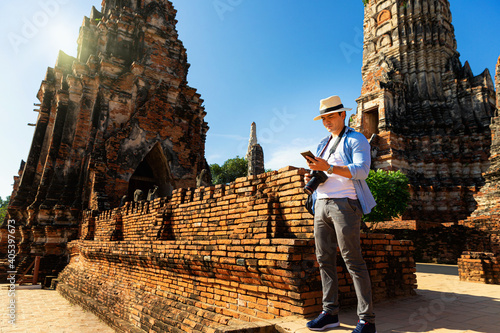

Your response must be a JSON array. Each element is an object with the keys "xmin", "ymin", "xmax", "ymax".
[{"xmin": 320, "ymin": 104, "xmax": 344, "ymax": 115}]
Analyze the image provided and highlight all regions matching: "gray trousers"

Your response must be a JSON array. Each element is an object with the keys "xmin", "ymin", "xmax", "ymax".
[{"xmin": 314, "ymin": 198, "xmax": 375, "ymax": 323}]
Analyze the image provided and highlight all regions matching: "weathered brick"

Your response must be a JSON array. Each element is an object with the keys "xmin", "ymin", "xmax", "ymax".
[{"xmin": 0, "ymin": 4, "xmax": 443, "ymax": 333}]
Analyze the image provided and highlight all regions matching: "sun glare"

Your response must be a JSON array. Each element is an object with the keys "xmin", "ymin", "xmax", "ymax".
[{"xmin": 45, "ymin": 22, "xmax": 79, "ymax": 57}]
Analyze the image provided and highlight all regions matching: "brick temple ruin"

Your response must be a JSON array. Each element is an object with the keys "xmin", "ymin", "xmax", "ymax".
[
  {"xmin": 1, "ymin": 0, "xmax": 499, "ymax": 331},
  {"xmin": 351, "ymin": 0, "xmax": 499, "ymax": 284},
  {"xmin": 5, "ymin": 0, "xmax": 210, "ymax": 272},
  {"xmin": 457, "ymin": 56, "xmax": 500, "ymax": 284},
  {"xmin": 351, "ymin": 0, "xmax": 496, "ymax": 223}
]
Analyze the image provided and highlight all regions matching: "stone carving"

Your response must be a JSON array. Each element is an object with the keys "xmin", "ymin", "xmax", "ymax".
[
  {"xmin": 147, "ymin": 186, "xmax": 159, "ymax": 201},
  {"xmin": 377, "ymin": 10, "xmax": 391, "ymax": 25},
  {"xmin": 196, "ymin": 169, "xmax": 211, "ymax": 188},
  {"xmin": 353, "ymin": 0, "xmax": 496, "ymax": 222},
  {"xmin": 377, "ymin": 34, "xmax": 392, "ymax": 49},
  {"xmin": 119, "ymin": 195, "xmax": 127, "ymax": 207},
  {"xmin": 133, "ymin": 189, "xmax": 144, "ymax": 202}
]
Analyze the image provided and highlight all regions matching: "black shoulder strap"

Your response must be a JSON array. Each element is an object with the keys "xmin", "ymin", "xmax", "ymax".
[{"xmin": 327, "ymin": 126, "xmax": 346, "ymax": 159}]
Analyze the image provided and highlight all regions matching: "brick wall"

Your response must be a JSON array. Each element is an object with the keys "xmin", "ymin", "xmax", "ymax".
[
  {"xmin": 368, "ymin": 131, "xmax": 490, "ymax": 223},
  {"xmin": 58, "ymin": 167, "xmax": 416, "ymax": 332},
  {"xmin": 370, "ymin": 214, "xmax": 500, "ymax": 283},
  {"xmin": 457, "ymin": 215, "xmax": 500, "ymax": 283},
  {"xmin": 365, "ymin": 220, "xmax": 446, "ymax": 230},
  {"xmin": 459, "ymin": 216, "xmax": 500, "ymax": 255},
  {"xmin": 458, "ymin": 252, "xmax": 500, "ymax": 284}
]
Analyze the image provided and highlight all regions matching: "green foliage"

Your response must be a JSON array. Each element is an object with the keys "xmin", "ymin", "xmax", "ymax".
[
  {"xmin": 363, "ymin": 169, "xmax": 410, "ymax": 222},
  {"xmin": 0, "ymin": 196, "xmax": 11, "ymax": 224},
  {"xmin": 210, "ymin": 156, "xmax": 248, "ymax": 185}
]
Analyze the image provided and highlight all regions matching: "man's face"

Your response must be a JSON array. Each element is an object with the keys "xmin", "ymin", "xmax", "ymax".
[{"xmin": 321, "ymin": 111, "xmax": 345, "ymax": 134}]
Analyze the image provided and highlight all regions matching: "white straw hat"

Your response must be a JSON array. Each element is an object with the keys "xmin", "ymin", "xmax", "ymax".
[{"xmin": 313, "ymin": 95, "xmax": 352, "ymax": 121}]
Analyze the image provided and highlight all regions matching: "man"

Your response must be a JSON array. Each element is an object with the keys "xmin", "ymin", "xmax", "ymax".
[{"xmin": 304, "ymin": 95, "xmax": 377, "ymax": 333}]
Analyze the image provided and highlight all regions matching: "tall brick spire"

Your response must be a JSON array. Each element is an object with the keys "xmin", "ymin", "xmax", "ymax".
[
  {"xmin": 246, "ymin": 122, "xmax": 265, "ymax": 176},
  {"xmin": 7, "ymin": 0, "xmax": 209, "ymax": 260},
  {"xmin": 351, "ymin": 0, "xmax": 496, "ymax": 222},
  {"xmin": 79, "ymin": 0, "xmax": 187, "ymax": 79},
  {"xmin": 471, "ymin": 56, "xmax": 500, "ymax": 217}
]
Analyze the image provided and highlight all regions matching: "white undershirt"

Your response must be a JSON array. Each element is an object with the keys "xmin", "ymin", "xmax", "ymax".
[{"xmin": 316, "ymin": 135, "xmax": 357, "ymax": 200}]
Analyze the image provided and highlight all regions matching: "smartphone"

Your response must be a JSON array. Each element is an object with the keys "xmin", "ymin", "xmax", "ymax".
[{"xmin": 300, "ymin": 150, "xmax": 316, "ymax": 160}]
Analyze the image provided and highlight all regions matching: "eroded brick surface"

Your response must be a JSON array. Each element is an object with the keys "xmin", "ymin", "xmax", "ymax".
[
  {"xmin": 59, "ymin": 168, "xmax": 417, "ymax": 332},
  {"xmin": 457, "ymin": 56, "xmax": 500, "ymax": 283},
  {"xmin": 353, "ymin": 0, "xmax": 496, "ymax": 222},
  {"xmin": 5, "ymin": 1, "xmax": 208, "ymax": 267}
]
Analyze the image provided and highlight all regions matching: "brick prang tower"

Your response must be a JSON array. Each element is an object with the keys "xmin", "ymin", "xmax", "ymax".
[
  {"xmin": 6, "ymin": 0, "xmax": 209, "ymax": 267},
  {"xmin": 471, "ymin": 56, "xmax": 500, "ymax": 217},
  {"xmin": 352, "ymin": 0, "xmax": 496, "ymax": 222}
]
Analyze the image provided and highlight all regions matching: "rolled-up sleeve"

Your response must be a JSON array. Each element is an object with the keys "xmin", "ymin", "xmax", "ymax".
[{"xmin": 345, "ymin": 133, "xmax": 371, "ymax": 180}]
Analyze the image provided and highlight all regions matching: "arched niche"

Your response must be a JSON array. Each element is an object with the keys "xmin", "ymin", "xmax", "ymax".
[
  {"xmin": 377, "ymin": 9, "xmax": 391, "ymax": 26},
  {"xmin": 127, "ymin": 142, "xmax": 174, "ymax": 200},
  {"xmin": 376, "ymin": 34, "xmax": 393, "ymax": 51}
]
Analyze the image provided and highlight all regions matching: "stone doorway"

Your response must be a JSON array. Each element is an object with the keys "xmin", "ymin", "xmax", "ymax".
[
  {"xmin": 362, "ymin": 106, "xmax": 379, "ymax": 139},
  {"xmin": 127, "ymin": 143, "xmax": 174, "ymax": 200}
]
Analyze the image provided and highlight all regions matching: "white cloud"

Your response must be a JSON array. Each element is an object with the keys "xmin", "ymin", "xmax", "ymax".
[{"xmin": 264, "ymin": 137, "xmax": 318, "ymax": 171}]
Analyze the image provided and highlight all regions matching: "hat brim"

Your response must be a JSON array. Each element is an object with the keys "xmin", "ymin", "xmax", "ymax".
[{"xmin": 313, "ymin": 108, "xmax": 352, "ymax": 121}]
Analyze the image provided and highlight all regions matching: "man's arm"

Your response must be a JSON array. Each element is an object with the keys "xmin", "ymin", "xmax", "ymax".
[
  {"xmin": 345, "ymin": 133, "xmax": 371, "ymax": 180},
  {"xmin": 305, "ymin": 156, "xmax": 352, "ymax": 178}
]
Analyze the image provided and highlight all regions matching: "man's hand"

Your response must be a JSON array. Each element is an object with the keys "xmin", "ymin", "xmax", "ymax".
[
  {"xmin": 305, "ymin": 156, "xmax": 329, "ymax": 172},
  {"xmin": 304, "ymin": 173, "xmax": 311, "ymax": 183},
  {"xmin": 305, "ymin": 156, "xmax": 353, "ymax": 179}
]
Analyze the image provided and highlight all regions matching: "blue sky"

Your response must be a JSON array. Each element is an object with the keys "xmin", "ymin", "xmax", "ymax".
[{"xmin": 0, "ymin": 0, "xmax": 498, "ymax": 200}]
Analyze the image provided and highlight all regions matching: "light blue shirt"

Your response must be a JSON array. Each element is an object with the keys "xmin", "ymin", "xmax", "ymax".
[{"xmin": 314, "ymin": 127, "xmax": 376, "ymax": 215}]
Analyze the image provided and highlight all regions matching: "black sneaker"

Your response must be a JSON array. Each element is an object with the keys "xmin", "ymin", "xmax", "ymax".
[
  {"xmin": 352, "ymin": 320, "xmax": 377, "ymax": 333},
  {"xmin": 306, "ymin": 311, "xmax": 340, "ymax": 331}
]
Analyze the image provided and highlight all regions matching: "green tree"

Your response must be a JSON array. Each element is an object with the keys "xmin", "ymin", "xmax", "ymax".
[
  {"xmin": 0, "ymin": 196, "xmax": 11, "ymax": 224},
  {"xmin": 363, "ymin": 169, "xmax": 410, "ymax": 222},
  {"xmin": 210, "ymin": 156, "xmax": 248, "ymax": 185}
]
